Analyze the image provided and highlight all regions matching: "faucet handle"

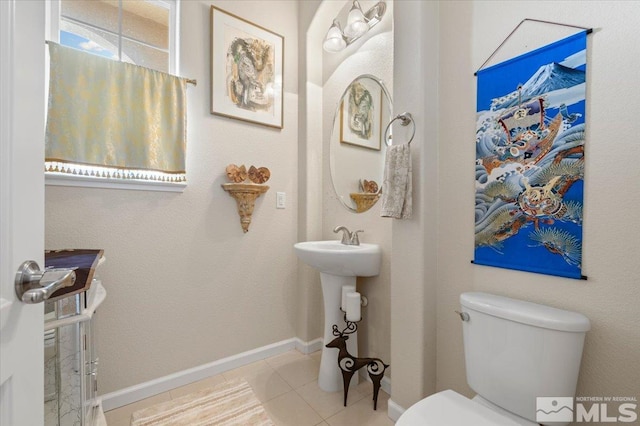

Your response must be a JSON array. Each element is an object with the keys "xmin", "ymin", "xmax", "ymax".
[{"xmin": 350, "ymin": 230, "xmax": 364, "ymax": 245}]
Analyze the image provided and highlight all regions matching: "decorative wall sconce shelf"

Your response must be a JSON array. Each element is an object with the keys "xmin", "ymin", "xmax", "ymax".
[
  {"xmin": 222, "ymin": 183, "xmax": 269, "ymax": 233},
  {"xmin": 349, "ymin": 192, "xmax": 381, "ymax": 213}
]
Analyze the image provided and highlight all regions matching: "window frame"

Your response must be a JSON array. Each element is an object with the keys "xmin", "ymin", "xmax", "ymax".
[{"xmin": 45, "ymin": 0, "xmax": 185, "ymax": 192}]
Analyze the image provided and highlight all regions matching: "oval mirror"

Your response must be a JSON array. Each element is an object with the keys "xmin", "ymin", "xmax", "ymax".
[{"xmin": 330, "ymin": 75, "xmax": 392, "ymax": 213}]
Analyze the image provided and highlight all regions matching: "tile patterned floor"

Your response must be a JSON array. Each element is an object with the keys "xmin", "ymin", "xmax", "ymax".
[{"xmin": 104, "ymin": 350, "xmax": 394, "ymax": 426}]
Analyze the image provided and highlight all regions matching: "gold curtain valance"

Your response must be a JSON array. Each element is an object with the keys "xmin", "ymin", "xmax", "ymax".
[{"xmin": 45, "ymin": 42, "xmax": 187, "ymax": 182}]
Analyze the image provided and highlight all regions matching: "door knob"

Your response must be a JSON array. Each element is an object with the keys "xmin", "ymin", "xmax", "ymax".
[{"xmin": 15, "ymin": 260, "xmax": 76, "ymax": 304}]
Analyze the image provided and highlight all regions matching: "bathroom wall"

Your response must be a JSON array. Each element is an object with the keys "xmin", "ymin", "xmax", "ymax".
[
  {"xmin": 391, "ymin": 0, "xmax": 640, "ymax": 415},
  {"xmin": 389, "ymin": 0, "xmax": 440, "ymax": 411},
  {"xmin": 45, "ymin": 0, "xmax": 299, "ymax": 394}
]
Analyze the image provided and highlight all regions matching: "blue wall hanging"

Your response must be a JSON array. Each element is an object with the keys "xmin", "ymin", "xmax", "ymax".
[{"xmin": 474, "ymin": 28, "xmax": 589, "ymax": 280}]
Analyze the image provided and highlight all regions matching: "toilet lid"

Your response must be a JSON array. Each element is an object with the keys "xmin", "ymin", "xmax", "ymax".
[{"xmin": 396, "ymin": 390, "xmax": 524, "ymax": 426}]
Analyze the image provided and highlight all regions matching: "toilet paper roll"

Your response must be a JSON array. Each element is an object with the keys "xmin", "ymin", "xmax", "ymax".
[
  {"xmin": 341, "ymin": 284, "xmax": 356, "ymax": 311},
  {"xmin": 346, "ymin": 292, "xmax": 361, "ymax": 322}
]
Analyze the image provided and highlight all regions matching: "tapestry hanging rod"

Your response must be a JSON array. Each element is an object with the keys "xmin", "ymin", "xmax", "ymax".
[{"xmin": 474, "ymin": 18, "xmax": 593, "ymax": 76}]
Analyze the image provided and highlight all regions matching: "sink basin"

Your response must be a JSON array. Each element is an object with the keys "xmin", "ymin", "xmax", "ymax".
[
  {"xmin": 294, "ymin": 240, "xmax": 381, "ymax": 392},
  {"xmin": 294, "ymin": 241, "xmax": 381, "ymax": 277}
]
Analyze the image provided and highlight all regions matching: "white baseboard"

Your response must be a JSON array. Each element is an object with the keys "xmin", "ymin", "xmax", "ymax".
[
  {"xmin": 381, "ymin": 376, "xmax": 391, "ymax": 396},
  {"xmin": 388, "ymin": 398, "xmax": 406, "ymax": 422},
  {"xmin": 101, "ymin": 337, "xmax": 306, "ymax": 411},
  {"xmin": 295, "ymin": 336, "xmax": 324, "ymax": 354}
]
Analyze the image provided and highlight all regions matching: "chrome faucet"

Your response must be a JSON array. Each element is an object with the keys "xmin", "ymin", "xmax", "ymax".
[
  {"xmin": 333, "ymin": 226, "xmax": 364, "ymax": 246},
  {"xmin": 334, "ymin": 226, "xmax": 351, "ymax": 244}
]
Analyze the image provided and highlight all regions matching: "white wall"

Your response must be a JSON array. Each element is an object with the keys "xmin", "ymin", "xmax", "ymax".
[
  {"xmin": 389, "ymin": 0, "xmax": 440, "ymax": 411},
  {"xmin": 45, "ymin": 0, "xmax": 299, "ymax": 394},
  {"xmin": 391, "ymin": 0, "xmax": 640, "ymax": 416},
  {"xmin": 297, "ymin": 0, "xmax": 324, "ymax": 345}
]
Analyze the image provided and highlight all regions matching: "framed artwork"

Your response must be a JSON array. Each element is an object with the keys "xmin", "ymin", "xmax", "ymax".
[
  {"xmin": 210, "ymin": 6, "xmax": 284, "ymax": 129},
  {"xmin": 340, "ymin": 78, "xmax": 382, "ymax": 150}
]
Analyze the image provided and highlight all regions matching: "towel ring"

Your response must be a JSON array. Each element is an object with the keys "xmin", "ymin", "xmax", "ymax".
[{"xmin": 384, "ymin": 112, "xmax": 415, "ymax": 146}]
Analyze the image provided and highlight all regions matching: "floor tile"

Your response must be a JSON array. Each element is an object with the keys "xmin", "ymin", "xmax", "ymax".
[
  {"xmin": 273, "ymin": 357, "xmax": 320, "ymax": 389},
  {"xmin": 353, "ymin": 375, "xmax": 375, "ymax": 397},
  {"xmin": 263, "ymin": 390, "xmax": 324, "ymax": 426},
  {"xmin": 103, "ymin": 391, "xmax": 171, "ymax": 425},
  {"xmin": 309, "ymin": 351, "xmax": 322, "ymax": 363},
  {"xmin": 169, "ymin": 374, "xmax": 227, "ymax": 399},
  {"xmin": 325, "ymin": 390, "xmax": 393, "ymax": 426},
  {"xmin": 245, "ymin": 367, "xmax": 293, "ymax": 403},
  {"xmin": 296, "ymin": 380, "xmax": 365, "ymax": 419}
]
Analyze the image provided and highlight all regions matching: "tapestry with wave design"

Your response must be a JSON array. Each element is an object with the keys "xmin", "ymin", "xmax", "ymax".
[{"xmin": 474, "ymin": 31, "xmax": 587, "ymax": 279}]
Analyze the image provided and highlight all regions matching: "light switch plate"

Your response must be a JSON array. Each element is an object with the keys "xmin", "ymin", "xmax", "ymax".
[{"xmin": 276, "ymin": 192, "xmax": 286, "ymax": 209}]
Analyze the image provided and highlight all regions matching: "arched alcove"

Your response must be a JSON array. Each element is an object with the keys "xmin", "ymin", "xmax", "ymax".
[{"xmin": 299, "ymin": 0, "xmax": 394, "ymax": 392}]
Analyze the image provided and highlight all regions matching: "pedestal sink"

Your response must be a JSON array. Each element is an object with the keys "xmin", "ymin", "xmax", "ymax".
[{"xmin": 294, "ymin": 240, "xmax": 381, "ymax": 392}]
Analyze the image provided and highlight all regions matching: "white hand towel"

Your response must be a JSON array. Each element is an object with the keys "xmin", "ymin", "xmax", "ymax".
[{"xmin": 380, "ymin": 143, "xmax": 412, "ymax": 219}]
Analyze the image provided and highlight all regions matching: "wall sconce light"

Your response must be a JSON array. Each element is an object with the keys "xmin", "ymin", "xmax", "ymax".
[{"xmin": 323, "ymin": 0, "xmax": 386, "ymax": 53}]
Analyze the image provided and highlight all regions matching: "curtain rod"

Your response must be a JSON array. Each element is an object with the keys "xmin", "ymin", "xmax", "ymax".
[{"xmin": 45, "ymin": 40, "xmax": 197, "ymax": 86}]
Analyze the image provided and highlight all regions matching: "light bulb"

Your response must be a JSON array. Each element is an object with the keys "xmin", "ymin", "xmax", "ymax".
[
  {"xmin": 323, "ymin": 19, "xmax": 346, "ymax": 52},
  {"xmin": 344, "ymin": 0, "xmax": 368, "ymax": 39}
]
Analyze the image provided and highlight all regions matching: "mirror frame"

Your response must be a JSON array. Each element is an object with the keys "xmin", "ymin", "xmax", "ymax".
[{"xmin": 329, "ymin": 74, "xmax": 392, "ymax": 213}]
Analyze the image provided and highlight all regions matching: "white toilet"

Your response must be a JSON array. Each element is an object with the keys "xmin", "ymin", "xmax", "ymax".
[{"xmin": 397, "ymin": 292, "xmax": 590, "ymax": 426}]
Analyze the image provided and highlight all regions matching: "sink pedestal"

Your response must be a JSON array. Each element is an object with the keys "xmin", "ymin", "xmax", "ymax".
[
  {"xmin": 293, "ymin": 240, "xmax": 381, "ymax": 393},
  {"xmin": 319, "ymin": 272, "xmax": 358, "ymax": 392}
]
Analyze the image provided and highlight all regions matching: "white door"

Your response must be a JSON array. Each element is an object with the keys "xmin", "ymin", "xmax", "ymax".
[{"xmin": 0, "ymin": 1, "xmax": 46, "ymax": 425}]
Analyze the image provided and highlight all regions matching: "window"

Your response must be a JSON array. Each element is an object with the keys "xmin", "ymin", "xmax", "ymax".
[
  {"xmin": 46, "ymin": 0, "xmax": 183, "ymax": 191},
  {"xmin": 54, "ymin": 0, "xmax": 177, "ymax": 73}
]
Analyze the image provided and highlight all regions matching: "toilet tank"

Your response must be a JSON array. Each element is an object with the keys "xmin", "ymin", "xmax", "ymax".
[{"xmin": 460, "ymin": 292, "xmax": 590, "ymax": 425}]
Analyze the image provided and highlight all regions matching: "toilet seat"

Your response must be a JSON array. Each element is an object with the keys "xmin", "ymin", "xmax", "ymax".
[{"xmin": 396, "ymin": 390, "xmax": 526, "ymax": 426}]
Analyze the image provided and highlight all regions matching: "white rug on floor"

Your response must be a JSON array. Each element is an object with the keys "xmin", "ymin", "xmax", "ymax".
[{"xmin": 130, "ymin": 379, "xmax": 273, "ymax": 426}]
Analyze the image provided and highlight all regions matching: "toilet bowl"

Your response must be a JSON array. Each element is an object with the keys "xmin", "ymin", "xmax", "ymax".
[
  {"xmin": 396, "ymin": 292, "xmax": 590, "ymax": 426},
  {"xmin": 396, "ymin": 389, "xmax": 538, "ymax": 426}
]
